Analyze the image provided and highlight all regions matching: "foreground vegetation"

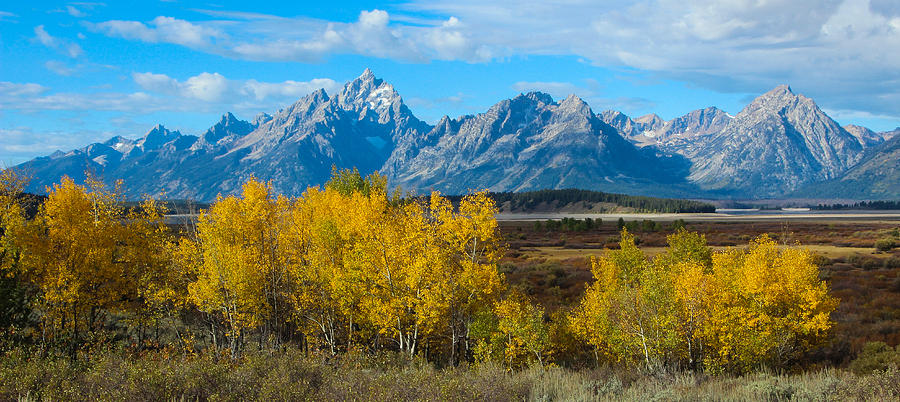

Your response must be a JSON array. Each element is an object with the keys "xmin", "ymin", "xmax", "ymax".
[
  {"xmin": 2, "ymin": 348, "xmax": 898, "ymax": 401},
  {"xmin": 1, "ymin": 168, "xmax": 897, "ymax": 399}
]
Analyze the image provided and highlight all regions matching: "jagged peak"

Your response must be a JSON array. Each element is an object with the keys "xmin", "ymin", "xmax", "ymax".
[
  {"xmin": 742, "ymin": 84, "xmax": 824, "ymax": 116},
  {"xmin": 635, "ymin": 113, "xmax": 663, "ymax": 124},
  {"xmin": 103, "ymin": 135, "xmax": 130, "ymax": 145},
  {"xmin": 345, "ymin": 68, "xmax": 384, "ymax": 92},
  {"xmin": 220, "ymin": 112, "xmax": 238, "ymax": 123},
  {"xmin": 359, "ymin": 68, "xmax": 375, "ymax": 81},
  {"xmin": 335, "ymin": 69, "xmax": 405, "ymax": 113},
  {"xmin": 143, "ymin": 124, "xmax": 178, "ymax": 139},
  {"xmin": 558, "ymin": 94, "xmax": 592, "ymax": 113},
  {"xmin": 844, "ymin": 124, "xmax": 872, "ymax": 131},
  {"xmin": 755, "ymin": 84, "xmax": 803, "ymax": 103},
  {"xmin": 252, "ymin": 112, "xmax": 273, "ymax": 126},
  {"xmin": 514, "ymin": 91, "xmax": 554, "ymax": 106},
  {"xmin": 309, "ymin": 87, "xmax": 329, "ymax": 99},
  {"xmin": 528, "ymin": 91, "xmax": 553, "ymax": 104},
  {"xmin": 205, "ymin": 113, "xmax": 252, "ymax": 140},
  {"xmin": 772, "ymin": 84, "xmax": 793, "ymax": 94},
  {"xmin": 560, "ymin": 93, "xmax": 584, "ymax": 104}
]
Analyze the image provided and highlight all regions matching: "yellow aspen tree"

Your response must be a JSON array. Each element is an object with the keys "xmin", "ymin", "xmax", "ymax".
[
  {"xmin": 187, "ymin": 178, "xmax": 293, "ymax": 356},
  {"xmin": 672, "ymin": 261, "xmax": 713, "ymax": 368},
  {"xmin": 483, "ymin": 290, "xmax": 550, "ymax": 369},
  {"xmin": 120, "ymin": 198, "xmax": 187, "ymax": 346},
  {"xmin": 14, "ymin": 175, "xmax": 129, "ymax": 347},
  {"xmin": 570, "ymin": 229, "xmax": 649, "ymax": 366},
  {"xmin": 348, "ymin": 198, "xmax": 432, "ymax": 357},
  {"xmin": 426, "ymin": 191, "xmax": 505, "ymax": 364},
  {"xmin": 285, "ymin": 186, "xmax": 361, "ymax": 354},
  {"xmin": 0, "ymin": 169, "xmax": 28, "ymax": 274},
  {"xmin": 0, "ymin": 169, "xmax": 31, "ymax": 338},
  {"xmin": 703, "ymin": 235, "xmax": 837, "ymax": 372},
  {"xmin": 656, "ymin": 229, "xmax": 715, "ymax": 368},
  {"xmin": 571, "ymin": 229, "xmax": 679, "ymax": 371}
]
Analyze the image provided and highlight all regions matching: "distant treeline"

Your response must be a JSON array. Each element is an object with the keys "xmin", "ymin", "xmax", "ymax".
[
  {"xmin": 25, "ymin": 188, "xmax": 715, "ymax": 216},
  {"xmin": 815, "ymin": 200, "xmax": 900, "ymax": 210},
  {"xmin": 447, "ymin": 189, "xmax": 716, "ymax": 213}
]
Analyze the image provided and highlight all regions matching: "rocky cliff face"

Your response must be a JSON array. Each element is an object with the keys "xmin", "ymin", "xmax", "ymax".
[
  {"xmin": 600, "ymin": 111, "xmax": 667, "ymax": 140},
  {"xmin": 601, "ymin": 107, "xmax": 732, "ymax": 149},
  {"xmin": 651, "ymin": 107, "xmax": 732, "ymax": 140},
  {"xmin": 684, "ymin": 85, "xmax": 863, "ymax": 197},
  {"xmin": 796, "ymin": 134, "xmax": 900, "ymax": 199},
  {"xmin": 843, "ymin": 124, "xmax": 887, "ymax": 148},
  {"xmin": 385, "ymin": 92, "xmax": 694, "ymax": 196}
]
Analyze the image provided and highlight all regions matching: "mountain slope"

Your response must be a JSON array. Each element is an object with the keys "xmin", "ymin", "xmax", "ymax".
[
  {"xmin": 795, "ymin": 134, "xmax": 900, "ymax": 199},
  {"xmin": 15, "ymin": 73, "xmax": 889, "ymax": 201},
  {"xmin": 650, "ymin": 107, "xmax": 732, "ymax": 141},
  {"xmin": 844, "ymin": 124, "xmax": 886, "ymax": 148},
  {"xmin": 386, "ymin": 92, "xmax": 696, "ymax": 196},
  {"xmin": 682, "ymin": 85, "xmax": 864, "ymax": 197},
  {"xmin": 19, "ymin": 69, "xmax": 430, "ymax": 201}
]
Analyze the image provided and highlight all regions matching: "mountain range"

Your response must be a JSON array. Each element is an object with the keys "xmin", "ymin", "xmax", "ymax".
[{"xmin": 15, "ymin": 69, "xmax": 900, "ymax": 201}]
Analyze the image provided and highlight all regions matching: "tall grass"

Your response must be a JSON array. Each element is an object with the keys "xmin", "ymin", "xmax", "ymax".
[{"xmin": 2, "ymin": 348, "xmax": 898, "ymax": 401}]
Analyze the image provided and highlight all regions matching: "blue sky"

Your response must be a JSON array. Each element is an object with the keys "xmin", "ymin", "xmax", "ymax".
[{"xmin": 1, "ymin": 0, "xmax": 899, "ymax": 165}]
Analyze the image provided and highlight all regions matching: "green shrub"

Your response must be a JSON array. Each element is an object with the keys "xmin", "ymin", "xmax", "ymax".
[
  {"xmin": 850, "ymin": 342, "xmax": 900, "ymax": 374},
  {"xmin": 875, "ymin": 238, "xmax": 896, "ymax": 252}
]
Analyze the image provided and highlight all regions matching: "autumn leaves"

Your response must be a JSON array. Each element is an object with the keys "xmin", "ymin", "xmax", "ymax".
[
  {"xmin": 176, "ymin": 173, "xmax": 509, "ymax": 359},
  {"xmin": 0, "ymin": 168, "xmax": 837, "ymax": 372},
  {"xmin": 570, "ymin": 230, "xmax": 837, "ymax": 373}
]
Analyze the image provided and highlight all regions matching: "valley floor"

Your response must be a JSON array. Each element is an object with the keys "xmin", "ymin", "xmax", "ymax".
[{"xmin": 499, "ymin": 218, "xmax": 900, "ymax": 352}]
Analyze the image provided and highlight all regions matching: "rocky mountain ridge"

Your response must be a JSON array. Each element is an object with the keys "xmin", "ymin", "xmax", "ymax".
[{"xmin": 15, "ymin": 71, "xmax": 899, "ymax": 200}]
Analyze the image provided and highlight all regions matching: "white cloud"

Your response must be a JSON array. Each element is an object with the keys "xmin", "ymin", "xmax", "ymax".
[
  {"xmin": 45, "ymin": 61, "xmax": 76, "ymax": 76},
  {"xmin": 132, "ymin": 71, "xmax": 339, "ymax": 104},
  {"xmin": 94, "ymin": 9, "xmax": 493, "ymax": 63},
  {"xmin": 404, "ymin": 0, "xmax": 900, "ymax": 118},
  {"xmin": 0, "ymin": 71, "xmax": 339, "ymax": 119},
  {"xmin": 182, "ymin": 72, "xmax": 229, "ymax": 102},
  {"xmin": 241, "ymin": 78, "xmax": 341, "ymax": 101},
  {"xmin": 229, "ymin": 9, "xmax": 424, "ymax": 62},
  {"xmin": 132, "ymin": 72, "xmax": 179, "ymax": 94},
  {"xmin": 66, "ymin": 5, "xmax": 86, "ymax": 18},
  {"xmin": 34, "ymin": 25, "xmax": 56, "ymax": 47},
  {"xmin": 34, "ymin": 25, "xmax": 84, "ymax": 58},
  {"xmin": 91, "ymin": 16, "xmax": 225, "ymax": 49},
  {"xmin": 0, "ymin": 82, "xmax": 48, "ymax": 97},
  {"xmin": 0, "ymin": 79, "xmax": 168, "ymax": 113},
  {"xmin": 0, "ymin": 127, "xmax": 118, "ymax": 166}
]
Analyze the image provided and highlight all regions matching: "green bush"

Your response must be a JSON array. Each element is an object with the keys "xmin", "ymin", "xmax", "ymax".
[
  {"xmin": 875, "ymin": 238, "xmax": 896, "ymax": 252},
  {"xmin": 850, "ymin": 342, "xmax": 900, "ymax": 374}
]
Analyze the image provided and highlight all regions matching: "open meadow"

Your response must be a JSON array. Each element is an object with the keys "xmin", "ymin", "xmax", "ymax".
[{"xmin": 498, "ymin": 214, "xmax": 900, "ymax": 361}]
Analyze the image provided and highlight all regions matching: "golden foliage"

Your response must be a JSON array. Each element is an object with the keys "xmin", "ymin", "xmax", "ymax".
[{"xmin": 571, "ymin": 229, "xmax": 837, "ymax": 373}]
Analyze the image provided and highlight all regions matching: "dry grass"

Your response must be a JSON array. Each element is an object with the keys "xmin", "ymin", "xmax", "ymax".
[{"xmin": 2, "ymin": 349, "xmax": 897, "ymax": 401}]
